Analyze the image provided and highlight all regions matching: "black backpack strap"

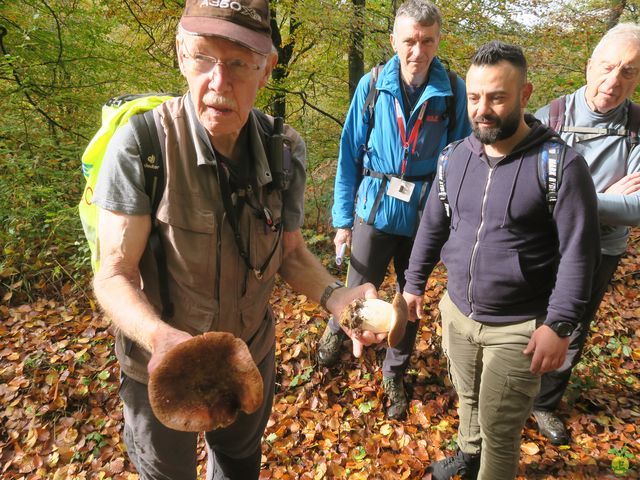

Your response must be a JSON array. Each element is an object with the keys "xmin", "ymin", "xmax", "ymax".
[
  {"xmin": 359, "ymin": 63, "xmax": 384, "ymax": 161},
  {"xmin": 436, "ymin": 139, "xmax": 463, "ymax": 218},
  {"xmin": 625, "ymin": 102, "xmax": 640, "ymax": 149},
  {"xmin": 446, "ymin": 70, "xmax": 458, "ymax": 136},
  {"xmin": 548, "ymin": 96, "xmax": 566, "ymax": 133},
  {"xmin": 538, "ymin": 139, "xmax": 567, "ymax": 214},
  {"xmin": 129, "ymin": 110, "xmax": 174, "ymax": 320}
]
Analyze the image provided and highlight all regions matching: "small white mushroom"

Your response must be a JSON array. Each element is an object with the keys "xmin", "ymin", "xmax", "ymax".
[{"xmin": 338, "ymin": 293, "xmax": 409, "ymax": 348}]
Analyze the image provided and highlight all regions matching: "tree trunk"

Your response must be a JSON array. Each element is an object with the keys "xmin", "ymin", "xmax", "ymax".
[
  {"xmin": 606, "ymin": 0, "xmax": 626, "ymax": 30},
  {"xmin": 348, "ymin": 0, "xmax": 366, "ymax": 100},
  {"xmin": 270, "ymin": 1, "xmax": 298, "ymax": 119}
]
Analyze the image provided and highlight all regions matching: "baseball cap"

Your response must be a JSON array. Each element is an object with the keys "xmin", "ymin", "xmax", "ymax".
[{"xmin": 180, "ymin": 0, "xmax": 272, "ymax": 55}]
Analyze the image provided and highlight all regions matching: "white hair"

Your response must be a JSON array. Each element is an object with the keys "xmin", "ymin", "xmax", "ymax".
[{"xmin": 592, "ymin": 22, "xmax": 640, "ymax": 59}]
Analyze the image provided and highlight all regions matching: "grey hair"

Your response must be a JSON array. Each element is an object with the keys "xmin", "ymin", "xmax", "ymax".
[
  {"xmin": 592, "ymin": 22, "xmax": 640, "ymax": 59},
  {"xmin": 393, "ymin": 0, "xmax": 442, "ymax": 34}
]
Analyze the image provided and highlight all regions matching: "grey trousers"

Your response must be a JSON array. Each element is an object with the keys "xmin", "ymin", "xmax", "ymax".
[
  {"xmin": 440, "ymin": 292, "xmax": 543, "ymax": 480},
  {"xmin": 328, "ymin": 217, "xmax": 419, "ymax": 378},
  {"xmin": 118, "ymin": 345, "xmax": 275, "ymax": 480}
]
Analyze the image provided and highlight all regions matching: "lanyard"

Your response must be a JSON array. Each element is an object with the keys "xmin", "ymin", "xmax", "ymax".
[{"xmin": 394, "ymin": 98, "xmax": 428, "ymax": 175}]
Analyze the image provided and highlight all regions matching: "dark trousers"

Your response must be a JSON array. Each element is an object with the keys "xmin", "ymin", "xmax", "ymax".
[
  {"xmin": 119, "ymin": 345, "xmax": 276, "ymax": 480},
  {"xmin": 328, "ymin": 217, "xmax": 419, "ymax": 378},
  {"xmin": 534, "ymin": 254, "xmax": 621, "ymax": 411}
]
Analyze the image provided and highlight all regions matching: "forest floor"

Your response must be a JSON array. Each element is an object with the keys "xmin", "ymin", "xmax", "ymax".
[{"xmin": 1, "ymin": 231, "xmax": 639, "ymax": 479}]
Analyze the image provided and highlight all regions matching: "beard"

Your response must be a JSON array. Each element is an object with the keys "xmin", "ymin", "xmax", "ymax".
[{"xmin": 471, "ymin": 106, "xmax": 521, "ymax": 145}]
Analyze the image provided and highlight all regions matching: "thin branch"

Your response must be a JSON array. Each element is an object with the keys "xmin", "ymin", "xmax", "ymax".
[
  {"xmin": 266, "ymin": 84, "xmax": 344, "ymax": 127},
  {"xmin": 0, "ymin": 25, "xmax": 88, "ymax": 140}
]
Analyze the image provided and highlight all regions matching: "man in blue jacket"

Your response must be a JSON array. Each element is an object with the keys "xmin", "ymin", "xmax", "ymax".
[
  {"xmin": 317, "ymin": 0, "xmax": 470, "ymax": 420},
  {"xmin": 532, "ymin": 22, "xmax": 640, "ymax": 445},
  {"xmin": 404, "ymin": 41, "xmax": 599, "ymax": 479}
]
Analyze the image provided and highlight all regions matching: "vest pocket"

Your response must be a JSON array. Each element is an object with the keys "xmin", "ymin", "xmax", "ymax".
[{"xmin": 156, "ymin": 193, "xmax": 217, "ymax": 286}]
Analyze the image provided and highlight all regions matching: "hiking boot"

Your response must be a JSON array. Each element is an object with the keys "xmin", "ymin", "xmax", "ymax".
[
  {"xmin": 316, "ymin": 324, "xmax": 347, "ymax": 368},
  {"xmin": 426, "ymin": 449, "xmax": 480, "ymax": 480},
  {"xmin": 532, "ymin": 409, "xmax": 569, "ymax": 445},
  {"xmin": 382, "ymin": 376, "xmax": 408, "ymax": 420}
]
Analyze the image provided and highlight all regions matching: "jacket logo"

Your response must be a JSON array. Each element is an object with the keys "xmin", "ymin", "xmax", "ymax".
[{"xmin": 199, "ymin": 1, "xmax": 262, "ymax": 22}]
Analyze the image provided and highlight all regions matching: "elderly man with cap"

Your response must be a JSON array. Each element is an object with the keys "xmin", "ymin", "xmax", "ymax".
[{"xmin": 91, "ymin": 1, "xmax": 377, "ymax": 478}]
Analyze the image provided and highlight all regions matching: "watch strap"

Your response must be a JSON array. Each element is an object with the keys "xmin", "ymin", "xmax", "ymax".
[{"xmin": 320, "ymin": 280, "xmax": 345, "ymax": 310}]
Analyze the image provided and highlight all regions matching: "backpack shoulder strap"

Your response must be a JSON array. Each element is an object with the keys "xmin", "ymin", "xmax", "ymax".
[
  {"xmin": 360, "ymin": 63, "xmax": 385, "ymax": 158},
  {"xmin": 128, "ymin": 110, "xmax": 174, "ymax": 320},
  {"xmin": 625, "ymin": 101, "xmax": 640, "ymax": 148},
  {"xmin": 130, "ymin": 110, "xmax": 165, "ymax": 213},
  {"xmin": 446, "ymin": 70, "xmax": 458, "ymax": 135},
  {"xmin": 437, "ymin": 139, "xmax": 464, "ymax": 218},
  {"xmin": 537, "ymin": 139, "xmax": 567, "ymax": 214},
  {"xmin": 548, "ymin": 96, "xmax": 566, "ymax": 133}
]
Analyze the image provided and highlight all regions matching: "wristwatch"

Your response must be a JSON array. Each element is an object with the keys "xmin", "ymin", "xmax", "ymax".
[
  {"xmin": 320, "ymin": 280, "xmax": 345, "ymax": 310},
  {"xmin": 549, "ymin": 321, "xmax": 575, "ymax": 338}
]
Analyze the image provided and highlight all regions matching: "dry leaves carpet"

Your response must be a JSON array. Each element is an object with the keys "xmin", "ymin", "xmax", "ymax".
[{"xmin": 1, "ymin": 232, "xmax": 639, "ymax": 479}]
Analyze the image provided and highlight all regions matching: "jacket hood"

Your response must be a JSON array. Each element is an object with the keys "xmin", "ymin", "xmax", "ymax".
[{"xmin": 465, "ymin": 113, "xmax": 559, "ymax": 157}]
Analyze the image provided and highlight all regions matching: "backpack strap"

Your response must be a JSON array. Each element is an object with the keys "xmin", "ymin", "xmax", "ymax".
[
  {"xmin": 537, "ymin": 139, "xmax": 567, "ymax": 214},
  {"xmin": 359, "ymin": 63, "xmax": 384, "ymax": 161},
  {"xmin": 625, "ymin": 102, "xmax": 640, "ymax": 149},
  {"xmin": 436, "ymin": 139, "xmax": 463, "ymax": 218},
  {"xmin": 445, "ymin": 70, "xmax": 458, "ymax": 136},
  {"xmin": 129, "ymin": 110, "xmax": 174, "ymax": 320},
  {"xmin": 548, "ymin": 96, "xmax": 566, "ymax": 133}
]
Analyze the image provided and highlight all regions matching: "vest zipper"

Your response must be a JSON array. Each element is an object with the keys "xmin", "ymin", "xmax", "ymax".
[{"xmin": 468, "ymin": 166, "xmax": 494, "ymax": 317}]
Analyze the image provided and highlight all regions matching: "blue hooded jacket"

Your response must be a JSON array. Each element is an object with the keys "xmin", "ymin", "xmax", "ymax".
[{"xmin": 332, "ymin": 55, "xmax": 471, "ymax": 237}]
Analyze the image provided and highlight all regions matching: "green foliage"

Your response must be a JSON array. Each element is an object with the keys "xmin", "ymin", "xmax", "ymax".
[{"xmin": 2, "ymin": 0, "xmax": 639, "ymax": 304}]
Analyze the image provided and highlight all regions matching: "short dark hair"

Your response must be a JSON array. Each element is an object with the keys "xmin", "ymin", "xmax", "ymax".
[{"xmin": 471, "ymin": 41, "xmax": 527, "ymax": 79}]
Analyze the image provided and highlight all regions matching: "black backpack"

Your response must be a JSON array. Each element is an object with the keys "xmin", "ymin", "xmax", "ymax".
[{"xmin": 436, "ymin": 139, "xmax": 568, "ymax": 217}]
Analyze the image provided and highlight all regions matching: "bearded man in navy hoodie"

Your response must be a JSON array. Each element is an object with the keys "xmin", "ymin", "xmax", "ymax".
[{"xmin": 403, "ymin": 41, "xmax": 600, "ymax": 480}]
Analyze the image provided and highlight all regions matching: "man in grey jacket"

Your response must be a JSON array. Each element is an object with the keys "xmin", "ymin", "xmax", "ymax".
[
  {"xmin": 532, "ymin": 22, "xmax": 640, "ymax": 445},
  {"xmin": 403, "ymin": 41, "xmax": 599, "ymax": 480}
]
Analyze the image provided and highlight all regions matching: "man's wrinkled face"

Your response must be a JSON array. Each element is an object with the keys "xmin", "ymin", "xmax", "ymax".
[
  {"xmin": 466, "ymin": 61, "xmax": 531, "ymax": 145},
  {"xmin": 585, "ymin": 39, "xmax": 640, "ymax": 113},
  {"xmin": 177, "ymin": 34, "xmax": 273, "ymax": 139},
  {"xmin": 390, "ymin": 17, "xmax": 440, "ymax": 83}
]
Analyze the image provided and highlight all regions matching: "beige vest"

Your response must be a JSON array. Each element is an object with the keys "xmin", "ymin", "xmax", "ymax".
[{"xmin": 116, "ymin": 97, "xmax": 284, "ymax": 384}]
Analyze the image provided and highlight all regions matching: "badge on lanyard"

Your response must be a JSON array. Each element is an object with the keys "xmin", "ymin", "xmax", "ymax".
[
  {"xmin": 386, "ymin": 98, "xmax": 427, "ymax": 203},
  {"xmin": 387, "ymin": 177, "xmax": 415, "ymax": 202}
]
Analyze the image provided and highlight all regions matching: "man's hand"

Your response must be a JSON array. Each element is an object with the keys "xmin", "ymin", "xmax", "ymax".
[
  {"xmin": 334, "ymin": 228, "xmax": 352, "ymax": 257},
  {"xmin": 327, "ymin": 282, "xmax": 387, "ymax": 357},
  {"xmin": 403, "ymin": 291, "xmax": 424, "ymax": 322},
  {"xmin": 523, "ymin": 325, "xmax": 570, "ymax": 375},
  {"xmin": 604, "ymin": 172, "xmax": 640, "ymax": 195},
  {"xmin": 147, "ymin": 325, "xmax": 193, "ymax": 375}
]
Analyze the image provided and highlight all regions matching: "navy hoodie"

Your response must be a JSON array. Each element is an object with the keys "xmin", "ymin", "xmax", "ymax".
[{"xmin": 404, "ymin": 116, "xmax": 600, "ymax": 327}]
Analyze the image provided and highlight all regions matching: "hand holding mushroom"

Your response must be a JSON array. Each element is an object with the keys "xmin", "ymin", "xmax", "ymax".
[
  {"xmin": 148, "ymin": 331, "xmax": 263, "ymax": 432},
  {"xmin": 338, "ymin": 292, "xmax": 409, "ymax": 348}
]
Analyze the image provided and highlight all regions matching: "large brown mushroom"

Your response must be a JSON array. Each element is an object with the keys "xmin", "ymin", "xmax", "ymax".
[
  {"xmin": 338, "ymin": 292, "xmax": 409, "ymax": 348},
  {"xmin": 148, "ymin": 331, "xmax": 263, "ymax": 432}
]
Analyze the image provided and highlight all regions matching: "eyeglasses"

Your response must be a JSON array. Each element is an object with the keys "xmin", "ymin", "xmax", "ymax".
[{"xmin": 181, "ymin": 42, "xmax": 263, "ymax": 80}]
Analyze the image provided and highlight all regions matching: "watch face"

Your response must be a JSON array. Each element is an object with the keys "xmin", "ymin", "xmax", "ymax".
[{"xmin": 553, "ymin": 322, "xmax": 574, "ymax": 337}]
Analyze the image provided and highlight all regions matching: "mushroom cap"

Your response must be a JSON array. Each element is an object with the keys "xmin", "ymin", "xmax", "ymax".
[
  {"xmin": 387, "ymin": 293, "xmax": 409, "ymax": 348},
  {"xmin": 148, "ymin": 331, "xmax": 263, "ymax": 432}
]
